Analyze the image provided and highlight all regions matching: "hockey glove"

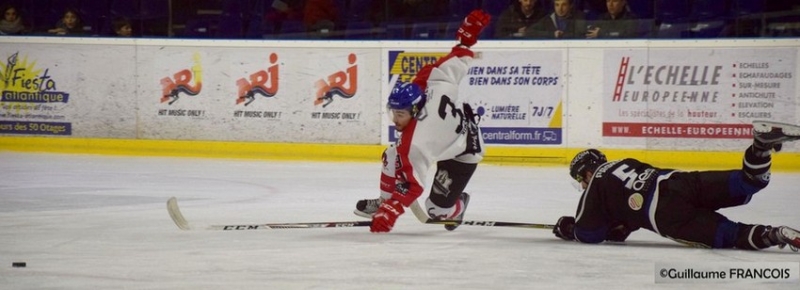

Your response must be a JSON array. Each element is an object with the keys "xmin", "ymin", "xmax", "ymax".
[
  {"xmin": 553, "ymin": 216, "xmax": 576, "ymax": 241},
  {"xmin": 370, "ymin": 198, "xmax": 405, "ymax": 233},
  {"xmin": 456, "ymin": 9, "xmax": 491, "ymax": 47},
  {"xmin": 606, "ymin": 223, "xmax": 636, "ymax": 242}
]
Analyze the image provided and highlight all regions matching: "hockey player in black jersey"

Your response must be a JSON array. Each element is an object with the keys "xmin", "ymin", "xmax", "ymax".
[{"xmin": 553, "ymin": 120, "xmax": 800, "ymax": 251}]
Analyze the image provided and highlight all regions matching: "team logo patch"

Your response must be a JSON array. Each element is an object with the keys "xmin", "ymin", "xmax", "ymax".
[
  {"xmin": 761, "ymin": 172, "xmax": 771, "ymax": 183},
  {"xmin": 628, "ymin": 193, "xmax": 644, "ymax": 211}
]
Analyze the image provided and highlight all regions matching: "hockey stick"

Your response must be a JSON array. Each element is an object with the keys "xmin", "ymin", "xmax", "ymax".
[
  {"xmin": 408, "ymin": 200, "xmax": 555, "ymax": 230},
  {"xmin": 166, "ymin": 197, "xmax": 371, "ymax": 230}
]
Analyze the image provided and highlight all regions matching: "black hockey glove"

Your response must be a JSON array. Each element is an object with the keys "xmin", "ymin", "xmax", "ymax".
[
  {"xmin": 553, "ymin": 216, "xmax": 575, "ymax": 241},
  {"xmin": 605, "ymin": 223, "xmax": 637, "ymax": 242}
]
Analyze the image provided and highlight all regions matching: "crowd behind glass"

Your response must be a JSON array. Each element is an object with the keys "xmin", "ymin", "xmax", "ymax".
[{"xmin": 1, "ymin": 0, "xmax": 798, "ymax": 39}]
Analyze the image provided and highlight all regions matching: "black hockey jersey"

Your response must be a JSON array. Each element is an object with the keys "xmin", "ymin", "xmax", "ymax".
[{"xmin": 574, "ymin": 158, "xmax": 676, "ymax": 243}]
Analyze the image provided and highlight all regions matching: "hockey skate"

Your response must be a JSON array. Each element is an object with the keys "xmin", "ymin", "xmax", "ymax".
[
  {"xmin": 443, "ymin": 192, "xmax": 470, "ymax": 231},
  {"xmin": 752, "ymin": 121, "xmax": 800, "ymax": 152},
  {"xmin": 354, "ymin": 197, "xmax": 383, "ymax": 218},
  {"xmin": 770, "ymin": 226, "xmax": 800, "ymax": 252}
]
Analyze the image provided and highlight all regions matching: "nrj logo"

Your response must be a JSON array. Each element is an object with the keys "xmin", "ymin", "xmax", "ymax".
[
  {"xmin": 314, "ymin": 53, "xmax": 357, "ymax": 107},
  {"xmin": 236, "ymin": 53, "xmax": 279, "ymax": 106},
  {"xmin": 0, "ymin": 52, "xmax": 69, "ymax": 104},
  {"xmin": 160, "ymin": 53, "xmax": 203, "ymax": 105}
]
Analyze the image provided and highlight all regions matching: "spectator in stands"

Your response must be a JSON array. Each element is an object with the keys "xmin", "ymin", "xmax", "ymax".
[
  {"xmin": 525, "ymin": 0, "xmax": 587, "ymax": 39},
  {"xmin": 48, "ymin": 8, "xmax": 84, "ymax": 36},
  {"xmin": 303, "ymin": 0, "xmax": 339, "ymax": 37},
  {"xmin": 586, "ymin": 0, "xmax": 639, "ymax": 39},
  {"xmin": 0, "ymin": 4, "xmax": 25, "ymax": 35},
  {"xmin": 113, "ymin": 17, "xmax": 133, "ymax": 37},
  {"xmin": 495, "ymin": 0, "xmax": 547, "ymax": 39}
]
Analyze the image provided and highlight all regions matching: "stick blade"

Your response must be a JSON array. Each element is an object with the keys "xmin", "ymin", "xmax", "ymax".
[{"xmin": 167, "ymin": 197, "xmax": 191, "ymax": 230}]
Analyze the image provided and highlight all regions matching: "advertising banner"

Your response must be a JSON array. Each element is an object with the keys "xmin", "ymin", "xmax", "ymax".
[
  {"xmin": 384, "ymin": 49, "xmax": 565, "ymax": 146},
  {"xmin": 0, "ymin": 44, "xmax": 137, "ymax": 138},
  {"xmin": 136, "ymin": 46, "xmax": 381, "ymax": 144},
  {"xmin": 602, "ymin": 48, "xmax": 796, "ymax": 148}
]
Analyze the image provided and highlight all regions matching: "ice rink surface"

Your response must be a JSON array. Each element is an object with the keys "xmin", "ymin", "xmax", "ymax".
[{"xmin": 1, "ymin": 152, "xmax": 799, "ymax": 290}]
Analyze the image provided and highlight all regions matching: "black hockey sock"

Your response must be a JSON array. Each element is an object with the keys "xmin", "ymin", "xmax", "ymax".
[
  {"xmin": 751, "ymin": 139, "xmax": 773, "ymax": 157},
  {"xmin": 742, "ymin": 145, "xmax": 771, "ymax": 187},
  {"xmin": 735, "ymin": 224, "xmax": 777, "ymax": 250}
]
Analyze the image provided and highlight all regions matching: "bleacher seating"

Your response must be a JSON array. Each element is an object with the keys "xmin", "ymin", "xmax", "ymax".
[
  {"xmin": 481, "ymin": 0, "xmax": 510, "ymax": 18},
  {"xmin": 449, "ymin": 0, "xmax": 479, "ymax": 21},
  {"xmin": 690, "ymin": 0, "xmax": 728, "ymax": 21},
  {"xmin": 627, "ymin": 0, "xmax": 654, "ymax": 19},
  {"xmin": 0, "ymin": 0, "xmax": 798, "ymax": 39},
  {"xmin": 411, "ymin": 23, "xmax": 439, "ymax": 39}
]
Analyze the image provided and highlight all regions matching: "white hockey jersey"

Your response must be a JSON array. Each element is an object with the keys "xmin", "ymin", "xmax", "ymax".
[{"xmin": 380, "ymin": 45, "xmax": 485, "ymax": 207}]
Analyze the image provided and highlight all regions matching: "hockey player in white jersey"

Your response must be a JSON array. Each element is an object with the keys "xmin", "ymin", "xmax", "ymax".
[{"xmin": 355, "ymin": 9, "xmax": 492, "ymax": 233}]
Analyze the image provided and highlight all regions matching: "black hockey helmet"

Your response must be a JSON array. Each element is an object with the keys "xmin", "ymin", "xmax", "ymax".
[{"xmin": 569, "ymin": 149, "xmax": 607, "ymax": 183}]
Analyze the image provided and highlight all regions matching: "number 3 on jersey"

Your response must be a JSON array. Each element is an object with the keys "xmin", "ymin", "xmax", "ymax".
[{"xmin": 437, "ymin": 95, "xmax": 467, "ymax": 134}]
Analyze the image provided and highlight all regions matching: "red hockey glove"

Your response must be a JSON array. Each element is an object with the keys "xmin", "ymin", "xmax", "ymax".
[
  {"xmin": 456, "ymin": 9, "xmax": 491, "ymax": 47},
  {"xmin": 553, "ymin": 216, "xmax": 576, "ymax": 241},
  {"xmin": 370, "ymin": 198, "xmax": 405, "ymax": 233}
]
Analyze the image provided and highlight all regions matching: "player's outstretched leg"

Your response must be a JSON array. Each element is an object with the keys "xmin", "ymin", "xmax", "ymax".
[
  {"xmin": 769, "ymin": 226, "xmax": 800, "ymax": 252},
  {"xmin": 354, "ymin": 197, "xmax": 383, "ymax": 218},
  {"xmin": 444, "ymin": 192, "xmax": 470, "ymax": 231},
  {"xmin": 752, "ymin": 120, "xmax": 800, "ymax": 154}
]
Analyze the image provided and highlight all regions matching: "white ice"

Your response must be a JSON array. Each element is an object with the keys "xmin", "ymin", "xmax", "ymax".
[{"xmin": 1, "ymin": 152, "xmax": 799, "ymax": 290}]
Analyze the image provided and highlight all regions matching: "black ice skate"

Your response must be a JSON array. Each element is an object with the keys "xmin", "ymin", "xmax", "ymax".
[
  {"xmin": 752, "ymin": 121, "xmax": 800, "ymax": 153},
  {"xmin": 769, "ymin": 226, "xmax": 800, "ymax": 252},
  {"xmin": 444, "ymin": 192, "xmax": 470, "ymax": 231},
  {"xmin": 354, "ymin": 197, "xmax": 383, "ymax": 218}
]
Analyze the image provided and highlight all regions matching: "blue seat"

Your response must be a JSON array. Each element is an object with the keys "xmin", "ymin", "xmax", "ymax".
[
  {"xmin": 690, "ymin": 0, "xmax": 728, "ymax": 21},
  {"xmin": 448, "ymin": 0, "xmax": 479, "ymax": 20},
  {"xmin": 443, "ymin": 21, "xmax": 459, "ymax": 40},
  {"xmin": 627, "ymin": 0, "xmax": 654, "ymax": 20},
  {"xmin": 637, "ymin": 19, "xmax": 657, "ymax": 38},
  {"xmin": 139, "ymin": 0, "xmax": 169, "ymax": 20},
  {"xmin": 110, "ymin": 0, "xmax": 141, "ymax": 19},
  {"xmin": 217, "ymin": 15, "xmax": 244, "ymax": 38},
  {"xmin": 78, "ymin": 0, "xmax": 113, "ymax": 35},
  {"xmin": 48, "ymin": 0, "xmax": 81, "ymax": 16},
  {"xmin": 572, "ymin": 0, "xmax": 596, "ymax": 19},
  {"xmin": 24, "ymin": 0, "xmax": 52, "ymax": 31},
  {"xmin": 410, "ymin": 23, "xmax": 438, "ymax": 39},
  {"xmin": 656, "ymin": 21, "xmax": 691, "ymax": 39},
  {"xmin": 249, "ymin": 0, "xmax": 267, "ymax": 18},
  {"xmin": 482, "ymin": 0, "xmax": 511, "ymax": 17},
  {"xmin": 80, "ymin": 0, "xmax": 110, "ymax": 19},
  {"xmin": 221, "ymin": 0, "xmax": 247, "ymax": 18},
  {"xmin": 689, "ymin": 20, "xmax": 726, "ymax": 38},
  {"xmin": 180, "ymin": 18, "xmax": 213, "ymax": 38},
  {"xmin": 344, "ymin": 21, "xmax": 375, "ymax": 39},
  {"xmin": 347, "ymin": 0, "xmax": 371, "ymax": 21},
  {"xmin": 333, "ymin": 0, "xmax": 348, "ymax": 14},
  {"xmin": 245, "ymin": 16, "xmax": 275, "ymax": 39},
  {"xmin": 481, "ymin": 19, "xmax": 496, "ymax": 39},
  {"xmin": 765, "ymin": 15, "xmax": 800, "ymax": 37},
  {"xmin": 731, "ymin": 0, "xmax": 764, "ymax": 17},
  {"xmin": 655, "ymin": 0, "xmax": 690, "ymax": 22},
  {"xmin": 383, "ymin": 22, "xmax": 407, "ymax": 39},
  {"xmin": 277, "ymin": 20, "xmax": 305, "ymax": 39}
]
